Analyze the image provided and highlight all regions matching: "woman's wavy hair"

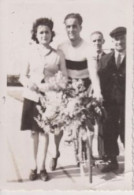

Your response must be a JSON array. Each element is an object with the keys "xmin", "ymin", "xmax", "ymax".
[{"xmin": 31, "ymin": 18, "xmax": 55, "ymax": 43}]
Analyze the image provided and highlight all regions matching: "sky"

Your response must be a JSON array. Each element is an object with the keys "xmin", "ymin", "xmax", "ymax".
[{"xmin": 0, "ymin": 0, "xmax": 132, "ymax": 74}]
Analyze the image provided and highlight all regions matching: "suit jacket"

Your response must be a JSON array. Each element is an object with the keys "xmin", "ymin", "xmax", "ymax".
[{"xmin": 98, "ymin": 51, "xmax": 126, "ymax": 105}]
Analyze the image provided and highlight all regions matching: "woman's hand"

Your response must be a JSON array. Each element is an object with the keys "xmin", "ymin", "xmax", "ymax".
[{"xmin": 27, "ymin": 82, "xmax": 39, "ymax": 92}]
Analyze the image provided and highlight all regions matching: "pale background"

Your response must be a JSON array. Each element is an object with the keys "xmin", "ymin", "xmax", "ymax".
[
  {"xmin": 0, "ymin": 0, "xmax": 130, "ymax": 75},
  {"xmin": 0, "ymin": 0, "xmax": 133, "ymax": 192}
]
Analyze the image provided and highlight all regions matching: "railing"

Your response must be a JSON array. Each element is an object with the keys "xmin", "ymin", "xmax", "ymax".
[{"xmin": 7, "ymin": 75, "xmax": 22, "ymax": 87}]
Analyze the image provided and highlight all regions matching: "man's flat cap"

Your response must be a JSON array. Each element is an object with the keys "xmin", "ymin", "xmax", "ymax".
[{"xmin": 110, "ymin": 27, "xmax": 126, "ymax": 38}]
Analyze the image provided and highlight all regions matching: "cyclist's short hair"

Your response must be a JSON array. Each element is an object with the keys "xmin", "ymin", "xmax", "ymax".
[{"xmin": 64, "ymin": 13, "xmax": 83, "ymax": 25}]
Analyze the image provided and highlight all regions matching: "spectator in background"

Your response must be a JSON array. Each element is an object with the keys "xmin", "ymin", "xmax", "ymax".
[
  {"xmin": 98, "ymin": 27, "xmax": 126, "ymax": 172},
  {"xmin": 90, "ymin": 31, "xmax": 106, "ymax": 65}
]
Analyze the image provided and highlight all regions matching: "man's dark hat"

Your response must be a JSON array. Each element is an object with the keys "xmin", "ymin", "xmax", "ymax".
[{"xmin": 110, "ymin": 27, "xmax": 126, "ymax": 38}]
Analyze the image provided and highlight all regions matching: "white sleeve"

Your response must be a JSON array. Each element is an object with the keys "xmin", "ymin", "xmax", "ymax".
[{"xmin": 57, "ymin": 50, "xmax": 68, "ymax": 77}]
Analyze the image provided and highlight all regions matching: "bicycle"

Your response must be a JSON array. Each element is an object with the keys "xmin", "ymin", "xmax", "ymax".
[{"xmin": 72, "ymin": 102, "xmax": 107, "ymax": 183}]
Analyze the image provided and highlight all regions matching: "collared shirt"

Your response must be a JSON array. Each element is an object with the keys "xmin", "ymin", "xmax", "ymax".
[{"xmin": 97, "ymin": 51, "xmax": 105, "ymax": 61}]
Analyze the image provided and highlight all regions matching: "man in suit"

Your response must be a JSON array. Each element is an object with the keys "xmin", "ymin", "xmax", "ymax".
[
  {"xmin": 90, "ymin": 31, "xmax": 106, "ymax": 160},
  {"xmin": 98, "ymin": 27, "xmax": 126, "ymax": 172}
]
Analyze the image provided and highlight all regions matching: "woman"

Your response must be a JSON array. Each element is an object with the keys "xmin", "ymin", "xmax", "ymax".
[{"xmin": 20, "ymin": 17, "xmax": 67, "ymax": 181}]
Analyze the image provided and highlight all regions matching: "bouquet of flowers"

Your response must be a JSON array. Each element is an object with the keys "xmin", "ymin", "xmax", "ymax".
[{"xmin": 34, "ymin": 71, "xmax": 105, "ymax": 135}]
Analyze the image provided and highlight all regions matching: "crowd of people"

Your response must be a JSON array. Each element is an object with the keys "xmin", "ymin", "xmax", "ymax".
[{"xmin": 19, "ymin": 13, "xmax": 126, "ymax": 181}]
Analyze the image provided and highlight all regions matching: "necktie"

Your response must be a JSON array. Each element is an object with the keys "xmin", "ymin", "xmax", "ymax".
[
  {"xmin": 97, "ymin": 54, "xmax": 100, "ymax": 63},
  {"xmin": 116, "ymin": 53, "xmax": 122, "ymax": 68}
]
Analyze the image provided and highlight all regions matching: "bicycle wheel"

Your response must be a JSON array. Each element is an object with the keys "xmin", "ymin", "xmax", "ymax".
[{"xmin": 86, "ymin": 133, "xmax": 93, "ymax": 183}]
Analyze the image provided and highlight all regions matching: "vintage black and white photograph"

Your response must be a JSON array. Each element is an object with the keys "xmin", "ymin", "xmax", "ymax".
[{"xmin": 0, "ymin": 0, "xmax": 133, "ymax": 191}]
